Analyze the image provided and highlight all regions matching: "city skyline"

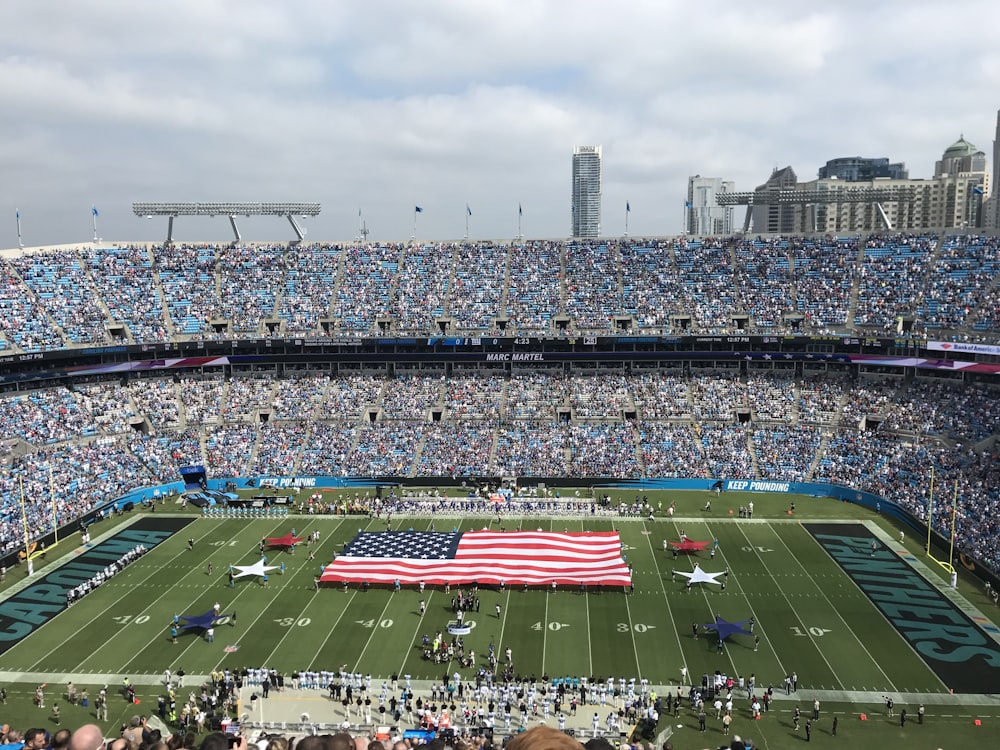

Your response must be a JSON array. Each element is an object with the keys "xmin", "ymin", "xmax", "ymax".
[{"xmin": 2, "ymin": 0, "xmax": 1000, "ymax": 245}]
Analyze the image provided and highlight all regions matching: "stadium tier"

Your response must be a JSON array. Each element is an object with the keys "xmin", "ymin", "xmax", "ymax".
[
  {"xmin": 0, "ymin": 233, "xmax": 998, "ymax": 346},
  {"xmin": 0, "ymin": 370, "xmax": 998, "ymax": 577}
]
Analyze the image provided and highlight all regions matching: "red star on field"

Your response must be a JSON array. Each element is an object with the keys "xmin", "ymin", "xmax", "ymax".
[
  {"xmin": 265, "ymin": 533, "xmax": 305, "ymax": 548},
  {"xmin": 668, "ymin": 539, "xmax": 711, "ymax": 553}
]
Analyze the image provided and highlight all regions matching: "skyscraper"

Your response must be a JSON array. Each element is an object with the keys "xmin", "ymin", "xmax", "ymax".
[
  {"xmin": 686, "ymin": 175, "xmax": 735, "ymax": 235},
  {"xmin": 572, "ymin": 145, "xmax": 602, "ymax": 237},
  {"xmin": 984, "ymin": 111, "xmax": 1000, "ymax": 229}
]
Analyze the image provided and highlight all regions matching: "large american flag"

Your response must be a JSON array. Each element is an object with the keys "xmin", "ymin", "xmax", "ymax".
[{"xmin": 320, "ymin": 530, "xmax": 632, "ymax": 586}]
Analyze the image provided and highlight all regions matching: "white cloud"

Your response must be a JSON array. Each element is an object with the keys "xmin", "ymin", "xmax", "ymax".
[{"xmin": 1, "ymin": 0, "xmax": 999, "ymax": 245}]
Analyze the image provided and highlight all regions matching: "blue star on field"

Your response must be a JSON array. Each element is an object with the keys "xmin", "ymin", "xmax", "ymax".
[
  {"xmin": 702, "ymin": 615, "xmax": 753, "ymax": 641},
  {"xmin": 179, "ymin": 610, "xmax": 224, "ymax": 631}
]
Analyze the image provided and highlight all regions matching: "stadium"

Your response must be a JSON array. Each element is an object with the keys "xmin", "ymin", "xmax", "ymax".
[{"xmin": 0, "ymin": 230, "xmax": 998, "ymax": 750}]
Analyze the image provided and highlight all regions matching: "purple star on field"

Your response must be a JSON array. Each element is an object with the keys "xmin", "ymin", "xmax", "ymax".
[
  {"xmin": 702, "ymin": 615, "xmax": 753, "ymax": 641},
  {"xmin": 179, "ymin": 610, "xmax": 224, "ymax": 631}
]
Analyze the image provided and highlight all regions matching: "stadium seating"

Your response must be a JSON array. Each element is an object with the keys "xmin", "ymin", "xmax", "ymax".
[{"xmin": 1, "ymin": 233, "xmax": 1000, "ymax": 577}]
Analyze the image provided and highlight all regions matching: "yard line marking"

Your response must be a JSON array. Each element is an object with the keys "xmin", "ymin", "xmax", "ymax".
[
  {"xmin": 351, "ymin": 590, "xmax": 397, "ymax": 673},
  {"xmin": 674, "ymin": 521, "xmax": 743, "ymax": 678},
  {"xmin": 496, "ymin": 587, "xmax": 512, "ymax": 672},
  {"xmin": 768, "ymin": 522, "xmax": 900, "ymax": 691},
  {"xmin": 541, "ymin": 517, "xmax": 552, "ymax": 673},
  {"xmin": 805, "ymin": 522, "xmax": 950, "ymax": 693},
  {"xmin": 732, "ymin": 522, "xmax": 852, "ymax": 688},
  {"xmin": 572, "ymin": 516, "xmax": 593, "ymax": 676},
  {"xmin": 394, "ymin": 518, "xmax": 447, "ymax": 678},
  {"xmin": 308, "ymin": 588, "xmax": 360, "ymax": 672},
  {"xmin": 621, "ymin": 577, "xmax": 643, "ymax": 681},
  {"xmin": 142, "ymin": 517, "xmax": 320, "ymax": 675},
  {"xmin": 350, "ymin": 517, "xmax": 436, "ymax": 675},
  {"xmin": 641, "ymin": 522, "xmax": 693, "ymax": 685},
  {"xmin": 31, "ymin": 517, "xmax": 254, "ymax": 673},
  {"xmin": 239, "ymin": 516, "xmax": 351, "ymax": 673},
  {"xmin": 584, "ymin": 591, "xmax": 594, "ymax": 677}
]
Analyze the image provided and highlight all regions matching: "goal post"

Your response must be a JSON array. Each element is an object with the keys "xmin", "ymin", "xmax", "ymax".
[{"xmin": 925, "ymin": 467, "xmax": 957, "ymax": 575}]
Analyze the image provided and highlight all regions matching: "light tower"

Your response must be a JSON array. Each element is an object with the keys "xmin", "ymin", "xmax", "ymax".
[{"xmin": 132, "ymin": 202, "xmax": 321, "ymax": 244}]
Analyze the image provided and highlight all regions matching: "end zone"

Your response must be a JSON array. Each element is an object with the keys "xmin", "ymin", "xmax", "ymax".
[
  {"xmin": 0, "ymin": 516, "xmax": 195, "ymax": 654},
  {"xmin": 805, "ymin": 522, "xmax": 1000, "ymax": 694}
]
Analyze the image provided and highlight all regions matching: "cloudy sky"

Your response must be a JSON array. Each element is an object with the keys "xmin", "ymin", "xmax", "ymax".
[{"xmin": 2, "ymin": 0, "xmax": 999, "ymax": 246}]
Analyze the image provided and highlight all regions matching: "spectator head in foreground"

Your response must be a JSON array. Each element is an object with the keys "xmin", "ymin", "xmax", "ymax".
[
  {"xmin": 69, "ymin": 725, "xmax": 104, "ymax": 750},
  {"xmin": 507, "ymin": 726, "xmax": 585, "ymax": 750}
]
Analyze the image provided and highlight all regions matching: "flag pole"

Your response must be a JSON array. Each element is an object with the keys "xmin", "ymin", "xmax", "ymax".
[
  {"xmin": 16, "ymin": 209, "xmax": 23, "ymax": 248},
  {"xmin": 92, "ymin": 205, "xmax": 100, "ymax": 243},
  {"xmin": 517, "ymin": 203, "xmax": 523, "ymax": 240},
  {"xmin": 465, "ymin": 205, "xmax": 470, "ymax": 240},
  {"xmin": 625, "ymin": 202, "xmax": 630, "ymax": 237}
]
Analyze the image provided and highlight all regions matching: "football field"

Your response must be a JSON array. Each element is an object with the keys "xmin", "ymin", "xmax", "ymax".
[{"xmin": 1, "ymin": 491, "xmax": 999, "ymax": 748}]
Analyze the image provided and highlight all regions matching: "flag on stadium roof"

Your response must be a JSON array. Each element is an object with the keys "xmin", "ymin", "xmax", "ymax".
[
  {"xmin": 91, "ymin": 205, "xmax": 99, "ymax": 217},
  {"xmin": 320, "ymin": 530, "xmax": 632, "ymax": 586},
  {"xmin": 467, "ymin": 204, "xmax": 472, "ymax": 216},
  {"xmin": 415, "ymin": 205, "xmax": 424, "ymax": 213},
  {"xmin": 626, "ymin": 201, "xmax": 631, "ymax": 212}
]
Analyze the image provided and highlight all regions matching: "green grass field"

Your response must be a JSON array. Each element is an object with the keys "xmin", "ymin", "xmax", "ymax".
[{"xmin": 1, "ymin": 489, "xmax": 998, "ymax": 749}]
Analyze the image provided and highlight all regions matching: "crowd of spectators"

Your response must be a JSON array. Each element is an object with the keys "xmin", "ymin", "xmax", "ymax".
[
  {"xmin": 751, "ymin": 425, "xmax": 821, "ymax": 483},
  {"xmin": 6, "ymin": 251, "xmax": 110, "ymax": 345},
  {"xmin": 15, "ymin": 680, "xmax": 688, "ymax": 750},
  {"xmin": 380, "ymin": 375, "xmax": 446, "ymax": 421},
  {"xmin": 444, "ymin": 373, "xmax": 506, "ymax": 420},
  {"xmin": 564, "ymin": 242, "xmax": 618, "ymax": 331},
  {"xmin": 8, "ymin": 233, "xmax": 1000, "ymax": 750},
  {"xmin": 333, "ymin": 244, "xmax": 398, "ymax": 333},
  {"xmin": 699, "ymin": 425, "xmax": 754, "ymax": 480},
  {"xmin": 0, "ymin": 233, "xmax": 999, "ymax": 346},
  {"xmin": 732, "ymin": 239, "xmax": 796, "ymax": 330},
  {"xmin": 917, "ymin": 235, "xmax": 1000, "ymax": 330},
  {"xmin": 639, "ymin": 423, "xmax": 705, "ymax": 479},
  {"xmin": 215, "ymin": 245, "xmax": 284, "ymax": 335},
  {"xmin": 506, "ymin": 242, "xmax": 562, "ymax": 335},
  {"xmin": 280, "ymin": 244, "xmax": 339, "ymax": 334},
  {"xmin": 393, "ymin": 244, "xmax": 454, "ymax": 333},
  {"xmin": 80, "ymin": 245, "xmax": 169, "ymax": 342},
  {"xmin": 2, "ymin": 367, "xmax": 1000, "ymax": 572},
  {"xmin": 790, "ymin": 237, "xmax": 859, "ymax": 330},
  {"xmin": 415, "ymin": 423, "xmax": 496, "ymax": 477},
  {"xmin": 854, "ymin": 233, "xmax": 935, "ymax": 331},
  {"xmin": 568, "ymin": 424, "xmax": 640, "ymax": 478},
  {"xmin": 450, "ymin": 243, "xmax": 507, "ymax": 333},
  {"xmin": 675, "ymin": 239, "xmax": 737, "ymax": 332},
  {"xmin": 249, "ymin": 423, "xmax": 310, "ymax": 476}
]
